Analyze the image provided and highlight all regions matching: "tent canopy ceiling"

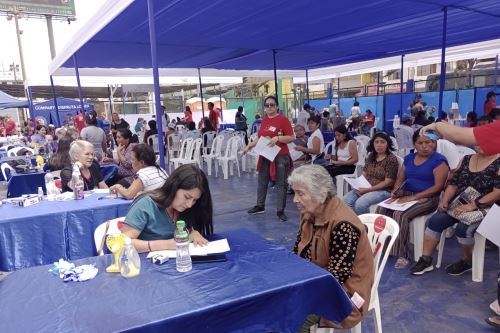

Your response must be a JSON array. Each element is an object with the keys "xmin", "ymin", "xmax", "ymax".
[
  {"xmin": 50, "ymin": 0, "xmax": 500, "ymax": 75},
  {"xmin": 0, "ymin": 90, "xmax": 29, "ymax": 109}
]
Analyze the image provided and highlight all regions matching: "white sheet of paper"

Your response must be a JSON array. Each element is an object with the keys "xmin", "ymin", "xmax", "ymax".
[
  {"xmin": 93, "ymin": 189, "xmax": 111, "ymax": 194},
  {"xmin": 146, "ymin": 238, "xmax": 231, "ymax": 259},
  {"xmin": 253, "ymin": 136, "xmax": 281, "ymax": 162},
  {"xmin": 377, "ymin": 197, "xmax": 418, "ymax": 212},
  {"xmin": 287, "ymin": 142, "xmax": 304, "ymax": 161},
  {"xmin": 344, "ymin": 175, "xmax": 371, "ymax": 190},
  {"xmin": 477, "ymin": 204, "xmax": 500, "ymax": 247}
]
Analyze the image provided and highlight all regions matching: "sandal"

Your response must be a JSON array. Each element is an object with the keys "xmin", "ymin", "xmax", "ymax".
[
  {"xmin": 394, "ymin": 257, "xmax": 410, "ymax": 269},
  {"xmin": 485, "ymin": 316, "xmax": 500, "ymax": 329}
]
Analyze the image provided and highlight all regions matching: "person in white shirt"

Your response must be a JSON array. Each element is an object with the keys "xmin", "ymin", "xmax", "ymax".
[
  {"xmin": 109, "ymin": 143, "xmax": 168, "ymax": 199},
  {"xmin": 394, "ymin": 115, "xmax": 415, "ymax": 151},
  {"xmin": 294, "ymin": 115, "xmax": 326, "ymax": 165},
  {"xmin": 297, "ymin": 103, "xmax": 312, "ymax": 129}
]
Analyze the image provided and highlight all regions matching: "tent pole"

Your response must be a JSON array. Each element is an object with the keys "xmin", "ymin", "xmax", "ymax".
[
  {"xmin": 328, "ymin": 83, "xmax": 332, "ymax": 105},
  {"xmin": 219, "ymin": 84, "xmax": 223, "ymax": 122},
  {"xmin": 26, "ymin": 86, "xmax": 33, "ymax": 121},
  {"xmin": 377, "ymin": 72, "xmax": 380, "ymax": 96},
  {"xmin": 107, "ymin": 84, "xmax": 114, "ymax": 115},
  {"xmin": 72, "ymin": 54, "xmax": 85, "ymax": 113},
  {"xmin": 306, "ymin": 69, "xmax": 310, "ymax": 103},
  {"xmin": 438, "ymin": 6, "xmax": 448, "ymax": 115},
  {"xmin": 337, "ymin": 77, "xmax": 340, "ymax": 113},
  {"xmin": 400, "ymin": 54, "xmax": 404, "ymax": 117},
  {"xmin": 49, "ymin": 75, "xmax": 60, "ymax": 126},
  {"xmin": 273, "ymin": 49, "xmax": 278, "ymax": 99},
  {"xmin": 147, "ymin": 0, "xmax": 166, "ymax": 169},
  {"xmin": 198, "ymin": 68, "xmax": 205, "ymax": 119},
  {"xmin": 494, "ymin": 55, "xmax": 498, "ymax": 91}
]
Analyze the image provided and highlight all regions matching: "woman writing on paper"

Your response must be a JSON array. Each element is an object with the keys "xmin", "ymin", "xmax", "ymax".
[
  {"xmin": 410, "ymin": 145, "xmax": 500, "ymax": 276},
  {"xmin": 343, "ymin": 132, "xmax": 399, "ymax": 214},
  {"xmin": 376, "ymin": 131, "xmax": 449, "ymax": 268},
  {"xmin": 293, "ymin": 115, "xmax": 326, "ymax": 165},
  {"xmin": 242, "ymin": 96, "xmax": 294, "ymax": 222},
  {"xmin": 122, "ymin": 164, "xmax": 213, "ymax": 253},
  {"xmin": 324, "ymin": 125, "xmax": 358, "ymax": 178}
]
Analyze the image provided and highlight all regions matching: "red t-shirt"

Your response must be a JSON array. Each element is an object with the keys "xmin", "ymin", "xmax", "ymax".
[
  {"xmin": 473, "ymin": 121, "xmax": 500, "ymax": 155},
  {"xmin": 484, "ymin": 100, "xmax": 496, "ymax": 116},
  {"xmin": 75, "ymin": 114, "xmax": 85, "ymax": 132},
  {"xmin": 5, "ymin": 119, "xmax": 16, "ymax": 135},
  {"xmin": 258, "ymin": 114, "xmax": 293, "ymax": 155},
  {"xmin": 209, "ymin": 109, "xmax": 219, "ymax": 130}
]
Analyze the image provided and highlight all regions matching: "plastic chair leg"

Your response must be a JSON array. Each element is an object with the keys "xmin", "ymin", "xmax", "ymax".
[
  {"xmin": 351, "ymin": 323, "xmax": 362, "ymax": 333},
  {"xmin": 206, "ymin": 159, "xmax": 212, "ymax": 176},
  {"xmin": 411, "ymin": 216, "xmax": 427, "ymax": 261},
  {"xmin": 472, "ymin": 233, "xmax": 485, "ymax": 282},
  {"xmin": 435, "ymin": 228, "xmax": 448, "ymax": 269},
  {"xmin": 372, "ymin": 296, "xmax": 382, "ymax": 333}
]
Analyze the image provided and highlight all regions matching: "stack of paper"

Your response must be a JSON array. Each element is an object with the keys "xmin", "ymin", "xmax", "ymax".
[
  {"xmin": 344, "ymin": 175, "xmax": 371, "ymax": 190},
  {"xmin": 253, "ymin": 137, "xmax": 281, "ymax": 161},
  {"xmin": 377, "ymin": 197, "xmax": 418, "ymax": 211},
  {"xmin": 146, "ymin": 239, "xmax": 231, "ymax": 259},
  {"xmin": 287, "ymin": 142, "xmax": 304, "ymax": 161}
]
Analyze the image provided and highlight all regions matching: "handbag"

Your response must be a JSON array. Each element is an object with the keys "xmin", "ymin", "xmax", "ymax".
[{"xmin": 447, "ymin": 186, "xmax": 489, "ymax": 225}]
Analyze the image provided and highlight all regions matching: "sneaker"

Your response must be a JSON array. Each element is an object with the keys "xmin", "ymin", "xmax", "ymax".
[
  {"xmin": 491, "ymin": 300, "xmax": 500, "ymax": 316},
  {"xmin": 248, "ymin": 206, "xmax": 265, "ymax": 214},
  {"xmin": 277, "ymin": 211, "xmax": 288, "ymax": 222},
  {"xmin": 410, "ymin": 256, "xmax": 434, "ymax": 276},
  {"xmin": 445, "ymin": 259, "xmax": 472, "ymax": 276}
]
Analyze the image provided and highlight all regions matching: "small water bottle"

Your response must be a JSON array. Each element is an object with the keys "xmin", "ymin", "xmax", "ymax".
[
  {"xmin": 71, "ymin": 164, "xmax": 85, "ymax": 200},
  {"xmin": 175, "ymin": 220, "xmax": 192, "ymax": 272},
  {"xmin": 44, "ymin": 173, "xmax": 57, "ymax": 201},
  {"xmin": 37, "ymin": 186, "xmax": 44, "ymax": 201},
  {"xmin": 119, "ymin": 237, "xmax": 141, "ymax": 278},
  {"xmin": 393, "ymin": 115, "xmax": 400, "ymax": 127}
]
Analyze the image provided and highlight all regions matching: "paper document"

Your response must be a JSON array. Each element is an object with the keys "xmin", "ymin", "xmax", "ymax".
[
  {"xmin": 344, "ymin": 175, "xmax": 371, "ymax": 190},
  {"xmin": 287, "ymin": 143, "xmax": 304, "ymax": 161},
  {"xmin": 253, "ymin": 137, "xmax": 281, "ymax": 161},
  {"xmin": 477, "ymin": 204, "xmax": 500, "ymax": 247},
  {"xmin": 147, "ymin": 239, "xmax": 231, "ymax": 259},
  {"xmin": 377, "ymin": 197, "xmax": 418, "ymax": 212}
]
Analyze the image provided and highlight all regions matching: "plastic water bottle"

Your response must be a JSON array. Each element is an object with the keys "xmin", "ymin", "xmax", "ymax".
[
  {"xmin": 393, "ymin": 115, "xmax": 400, "ymax": 128},
  {"xmin": 71, "ymin": 164, "xmax": 85, "ymax": 200},
  {"xmin": 44, "ymin": 173, "xmax": 58, "ymax": 201},
  {"xmin": 175, "ymin": 220, "xmax": 192, "ymax": 272},
  {"xmin": 37, "ymin": 186, "xmax": 44, "ymax": 201},
  {"xmin": 119, "ymin": 237, "xmax": 141, "ymax": 278}
]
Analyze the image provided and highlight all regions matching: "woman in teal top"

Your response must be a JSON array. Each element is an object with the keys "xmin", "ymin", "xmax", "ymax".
[{"xmin": 123, "ymin": 164, "xmax": 214, "ymax": 253}]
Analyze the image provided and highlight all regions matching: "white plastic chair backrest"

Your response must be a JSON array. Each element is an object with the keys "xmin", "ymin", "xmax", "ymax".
[
  {"xmin": 456, "ymin": 145, "xmax": 476, "ymax": 158},
  {"xmin": 354, "ymin": 135, "xmax": 370, "ymax": 148},
  {"xmin": 175, "ymin": 124, "xmax": 185, "ymax": 131},
  {"xmin": 436, "ymin": 139, "xmax": 460, "ymax": 169},
  {"xmin": 324, "ymin": 140, "xmax": 335, "ymax": 155},
  {"xmin": 188, "ymin": 138, "xmax": 203, "ymax": 161},
  {"xmin": 224, "ymin": 136, "xmax": 241, "ymax": 158},
  {"xmin": 168, "ymin": 133, "xmax": 182, "ymax": 151},
  {"xmin": 358, "ymin": 214, "xmax": 400, "ymax": 300},
  {"xmin": 202, "ymin": 131, "xmax": 217, "ymax": 153},
  {"xmin": 395, "ymin": 155, "xmax": 404, "ymax": 167},
  {"xmin": 8, "ymin": 146, "xmax": 33, "ymax": 157},
  {"xmin": 177, "ymin": 138, "xmax": 193, "ymax": 160},
  {"xmin": 390, "ymin": 136, "xmax": 399, "ymax": 151},
  {"xmin": 373, "ymin": 117, "xmax": 380, "ymax": 128},
  {"xmin": 1, "ymin": 163, "xmax": 14, "ymax": 180},
  {"xmin": 148, "ymin": 134, "xmax": 160, "ymax": 153},
  {"xmin": 249, "ymin": 133, "xmax": 258, "ymax": 142},
  {"xmin": 210, "ymin": 135, "xmax": 225, "ymax": 157},
  {"xmin": 356, "ymin": 141, "xmax": 366, "ymax": 165},
  {"xmin": 94, "ymin": 217, "xmax": 124, "ymax": 256}
]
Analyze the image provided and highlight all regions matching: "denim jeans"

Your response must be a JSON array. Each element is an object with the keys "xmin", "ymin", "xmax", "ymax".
[
  {"xmin": 425, "ymin": 211, "xmax": 480, "ymax": 246},
  {"xmin": 256, "ymin": 154, "xmax": 290, "ymax": 212},
  {"xmin": 343, "ymin": 189, "xmax": 391, "ymax": 215}
]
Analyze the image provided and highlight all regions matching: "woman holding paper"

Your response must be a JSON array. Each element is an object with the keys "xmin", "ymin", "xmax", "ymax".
[
  {"xmin": 343, "ymin": 132, "xmax": 399, "ymax": 215},
  {"xmin": 121, "ymin": 164, "xmax": 213, "ymax": 253},
  {"xmin": 324, "ymin": 125, "xmax": 358, "ymax": 178},
  {"xmin": 242, "ymin": 95, "xmax": 294, "ymax": 222},
  {"xmin": 410, "ymin": 146, "xmax": 500, "ymax": 276},
  {"xmin": 376, "ymin": 130, "xmax": 449, "ymax": 268}
]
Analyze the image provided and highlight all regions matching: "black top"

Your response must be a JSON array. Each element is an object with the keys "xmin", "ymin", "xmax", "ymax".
[
  {"xmin": 60, "ymin": 161, "xmax": 104, "ymax": 192},
  {"xmin": 449, "ymin": 155, "xmax": 500, "ymax": 198}
]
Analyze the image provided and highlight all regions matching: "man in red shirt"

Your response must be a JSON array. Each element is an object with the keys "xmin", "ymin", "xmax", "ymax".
[
  {"xmin": 4, "ymin": 116, "xmax": 16, "ymax": 136},
  {"xmin": 484, "ymin": 91, "xmax": 497, "ymax": 116},
  {"xmin": 74, "ymin": 111, "xmax": 86, "ymax": 133},
  {"xmin": 208, "ymin": 102, "xmax": 219, "ymax": 131}
]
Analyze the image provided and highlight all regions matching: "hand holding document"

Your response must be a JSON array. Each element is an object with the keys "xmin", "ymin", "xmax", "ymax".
[
  {"xmin": 287, "ymin": 142, "xmax": 304, "ymax": 161},
  {"xmin": 146, "ymin": 239, "xmax": 231, "ymax": 259},
  {"xmin": 254, "ymin": 136, "xmax": 281, "ymax": 161},
  {"xmin": 377, "ymin": 197, "xmax": 418, "ymax": 211},
  {"xmin": 344, "ymin": 175, "xmax": 371, "ymax": 190}
]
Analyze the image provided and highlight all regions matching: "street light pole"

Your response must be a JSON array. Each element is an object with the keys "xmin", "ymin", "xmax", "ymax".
[
  {"xmin": 45, "ymin": 15, "xmax": 56, "ymax": 59},
  {"xmin": 13, "ymin": 12, "xmax": 27, "ymax": 83}
]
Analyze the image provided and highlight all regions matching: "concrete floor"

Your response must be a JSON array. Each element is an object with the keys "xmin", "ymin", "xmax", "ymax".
[{"xmin": 1, "ymin": 171, "xmax": 498, "ymax": 332}]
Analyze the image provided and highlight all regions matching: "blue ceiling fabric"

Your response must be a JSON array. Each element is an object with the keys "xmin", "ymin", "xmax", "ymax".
[
  {"xmin": 0, "ymin": 90, "xmax": 29, "ymax": 109},
  {"xmin": 54, "ymin": 0, "xmax": 500, "ymax": 72}
]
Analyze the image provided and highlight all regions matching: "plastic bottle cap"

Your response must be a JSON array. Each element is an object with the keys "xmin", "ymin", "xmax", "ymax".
[
  {"xmin": 124, "ymin": 237, "xmax": 132, "ymax": 245},
  {"xmin": 176, "ymin": 220, "xmax": 186, "ymax": 228}
]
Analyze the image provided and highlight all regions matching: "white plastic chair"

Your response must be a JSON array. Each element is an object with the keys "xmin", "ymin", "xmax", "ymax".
[
  {"xmin": 354, "ymin": 135, "xmax": 370, "ymax": 149},
  {"xmin": 337, "ymin": 141, "xmax": 365, "ymax": 197},
  {"xmin": 242, "ymin": 134, "xmax": 259, "ymax": 173},
  {"xmin": 313, "ymin": 214, "xmax": 399, "ymax": 333},
  {"xmin": 202, "ymin": 131, "xmax": 217, "ymax": 156},
  {"xmin": 147, "ymin": 134, "xmax": 160, "ymax": 154},
  {"xmin": 436, "ymin": 139, "xmax": 460, "ymax": 170},
  {"xmin": 370, "ymin": 117, "xmax": 380, "ymax": 138},
  {"xmin": 1, "ymin": 163, "xmax": 15, "ymax": 181},
  {"xmin": 8, "ymin": 146, "xmax": 34, "ymax": 157},
  {"xmin": 177, "ymin": 138, "xmax": 203, "ymax": 168},
  {"xmin": 167, "ymin": 133, "xmax": 182, "ymax": 160},
  {"xmin": 456, "ymin": 145, "xmax": 476, "ymax": 158},
  {"xmin": 94, "ymin": 217, "xmax": 124, "ymax": 256},
  {"xmin": 216, "ymin": 136, "xmax": 241, "ymax": 179},
  {"xmin": 169, "ymin": 138, "xmax": 193, "ymax": 173},
  {"xmin": 203, "ymin": 135, "xmax": 225, "ymax": 176}
]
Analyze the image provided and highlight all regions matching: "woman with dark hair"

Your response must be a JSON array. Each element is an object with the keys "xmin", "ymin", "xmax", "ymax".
[
  {"xmin": 201, "ymin": 117, "xmax": 216, "ymax": 133},
  {"xmin": 242, "ymin": 95, "xmax": 294, "ymax": 221},
  {"xmin": 294, "ymin": 115, "xmax": 326, "ymax": 165},
  {"xmin": 80, "ymin": 112, "xmax": 107, "ymax": 162},
  {"xmin": 465, "ymin": 111, "xmax": 478, "ymax": 128},
  {"xmin": 122, "ymin": 164, "xmax": 213, "ymax": 253},
  {"xmin": 343, "ymin": 132, "xmax": 399, "ymax": 214},
  {"xmin": 31, "ymin": 125, "xmax": 47, "ymax": 147},
  {"xmin": 143, "ymin": 119, "xmax": 158, "ymax": 144},
  {"xmin": 109, "ymin": 143, "xmax": 168, "ymax": 199},
  {"xmin": 187, "ymin": 121, "xmax": 196, "ymax": 131},
  {"xmin": 484, "ymin": 91, "xmax": 497, "ymax": 116},
  {"xmin": 324, "ymin": 124, "xmax": 358, "ymax": 178},
  {"xmin": 376, "ymin": 130, "xmax": 449, "ymax": 268},
  {"xmin": 116, "ymin": 128, "xmax": 139, "ymax": 186},
  {"xmin": 43, "ymin": 135, "xmax": 75, "ymax": 171}
]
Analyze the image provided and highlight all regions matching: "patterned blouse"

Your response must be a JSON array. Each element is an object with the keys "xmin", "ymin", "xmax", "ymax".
[
  {"xmin": 293, "ymin": 221, "xmax": 360, "ymax": 284},
  {"xmin": 363, "ymin": 153, "xmax": 399, "ymax": 189},
  {"xmin": 118, "ymin": 143, "xmax": 137, "ymax": 178},
  {"xmin": 449, "ymin": 154, "xmax": 500, "ymax": 197}
]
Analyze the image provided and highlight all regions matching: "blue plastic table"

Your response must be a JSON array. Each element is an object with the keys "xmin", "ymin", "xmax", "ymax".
[
  {"xmin": 0, "ymin": 194, "xmax": 132, "ymax": 271},
  {"xmin": 0, "ymin": 229, "xmax": 352, "ymax": 333}
]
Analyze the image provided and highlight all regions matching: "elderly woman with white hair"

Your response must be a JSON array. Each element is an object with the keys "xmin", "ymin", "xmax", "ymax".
[
  {"xmin": 60, "ymin": 140, "xmax": 108, "ymax": 192},
  {"xmin": 290, "ymin": 165, "xmax": 374, "ymax": 331}
]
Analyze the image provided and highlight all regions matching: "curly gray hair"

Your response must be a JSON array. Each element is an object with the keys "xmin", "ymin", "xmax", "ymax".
[
  {"xmin": 288, "ymin": 164, "xmax": 336, "ymax": 203},
  {"xmin": 69, "ymin": 140, "xmax": 94, "ymax": 162}
]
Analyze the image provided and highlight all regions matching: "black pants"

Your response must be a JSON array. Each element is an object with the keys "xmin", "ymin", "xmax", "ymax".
[{"xmin": 324, "ymin": 164, "xmax": 356, "ymax": 178}]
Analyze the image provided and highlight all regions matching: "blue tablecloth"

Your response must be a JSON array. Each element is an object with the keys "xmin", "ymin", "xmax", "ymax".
[
  {"xmin": 0, "ymin": 194, "xmax": 132, "ymax": 271},
  {"xmin": 0, "ymin": 229, "xmax": 352, "ymax": 332},
  {"xmin": 99, "ymin": 163, "xmax": 118, "ymax": 182}
]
